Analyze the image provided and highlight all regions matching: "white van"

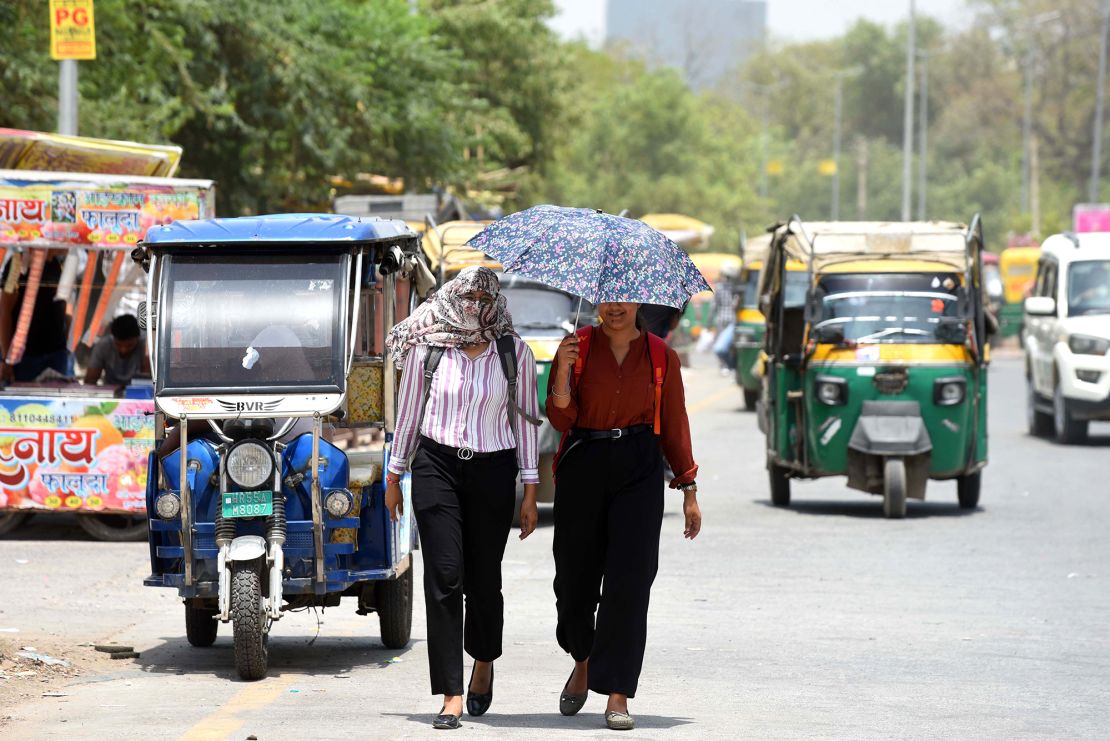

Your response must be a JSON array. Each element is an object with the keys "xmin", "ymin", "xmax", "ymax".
[{"xmin": 1024, "ymin": 232, "xmax": 1110, "ymax": 443}]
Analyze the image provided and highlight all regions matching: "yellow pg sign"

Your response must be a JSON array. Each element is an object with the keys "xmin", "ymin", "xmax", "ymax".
[{"xmin": 50, "ymin": 0, "xmax": 97, "ymax": 60}]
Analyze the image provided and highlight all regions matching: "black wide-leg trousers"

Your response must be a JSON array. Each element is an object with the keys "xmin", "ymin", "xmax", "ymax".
[
  {"xmin": 410, "ymin": 440, "xmax": 518, "ymax": 696},
  {"xmin": 552, "ymin": 431, "xmax": 665, "ymax": 699}
]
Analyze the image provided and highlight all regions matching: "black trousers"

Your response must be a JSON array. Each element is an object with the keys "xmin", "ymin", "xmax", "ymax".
[
  {"xmin": 410, "ymin": 439, "xmax": 518, "ymax": 696},
  {"xmin": 552, "ymin": 430, "xmax": 665, "ymax": 699}
]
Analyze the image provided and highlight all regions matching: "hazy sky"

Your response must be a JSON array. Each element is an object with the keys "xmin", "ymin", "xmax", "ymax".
[{"xmin": 549, "ymin": 0, "xmax": 967, "ymax": 46}]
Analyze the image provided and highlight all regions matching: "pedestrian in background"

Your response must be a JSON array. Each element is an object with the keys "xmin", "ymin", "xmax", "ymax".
[
  {"xmin": 384, "ymin": 266, "xmax": 541, "ymax": 731},
  {"xmin": 712, "ymin": 263, "xmax": 740, "ymax": 375},
  {"xmin": 547, "ymin": 301, "xmax": 701, "ymax": 732}
]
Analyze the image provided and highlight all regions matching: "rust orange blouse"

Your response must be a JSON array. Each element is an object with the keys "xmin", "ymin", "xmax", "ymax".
[{"xmin": 546, "ymin": 329, "xmax": 698, "ymax": 487}]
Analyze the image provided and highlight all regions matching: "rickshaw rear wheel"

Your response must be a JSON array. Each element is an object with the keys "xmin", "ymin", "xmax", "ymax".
[
  {"xmin": 743, "ymin": 389, "xmax": 758, "ymax": 411},
  {"xmin": 231, "ymin": 562, "xmax": 268, "ymax": 681},
  {"xmin": 0, "ymin": 511, "xmax": 31, "ymax": 537},
  {"xmin": 378, "ymin": 566, "xmax": 414, "ymax": 649},
  {"xmin": 769, "ymin": 464, "xmax": 791, "ymax": 507},
  {"xmin": 957, "ymin": 472, "xmax": 981, "ymax": 510},
  {"xmin": 882, "ymin": 458, "xmax": 907, "ymax": 519},
  {"xmin": 76, "ymin": 514, "xmax": 148, "ymax": 542},
  {"xmin": 185, "ymin": 601, "xmax": 219, "ymax": 647}
]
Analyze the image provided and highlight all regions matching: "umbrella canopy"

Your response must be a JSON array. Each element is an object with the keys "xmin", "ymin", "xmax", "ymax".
[{"xmin": 466, "ymin": 205, "xmax": 711, "ymax": 309}]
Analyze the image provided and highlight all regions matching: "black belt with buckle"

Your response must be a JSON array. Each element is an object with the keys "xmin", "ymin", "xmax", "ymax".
[
  {"xmin": 420, "ymin": 436, "xmax": 514, "ymax": 461},
  {"xmin": 572, "ymin": 424, "xmax": 654, "ymax": 441}
]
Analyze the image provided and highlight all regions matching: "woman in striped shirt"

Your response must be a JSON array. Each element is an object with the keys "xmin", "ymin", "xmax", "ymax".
[{"xmin": 384, "ymin": 267, "xmax": 541, "ymax": 730}]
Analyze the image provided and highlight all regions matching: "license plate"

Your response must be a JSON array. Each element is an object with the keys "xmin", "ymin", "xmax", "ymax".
[{"xmin": 222, "ymin": 490, "xmax": 273, "ymax": 519}]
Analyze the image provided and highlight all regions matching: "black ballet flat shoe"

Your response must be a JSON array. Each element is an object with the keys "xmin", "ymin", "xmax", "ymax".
[
  {"xmin": 466, "ymin": 664, "xmax": 494, "ymax": 717},
  {"xmin": 432, "ymin": 707, "xmax": 461, "ymax": 730},
  {"xmin": 559, "ymin": 669, "xmax": 588, "ymax": 716}
]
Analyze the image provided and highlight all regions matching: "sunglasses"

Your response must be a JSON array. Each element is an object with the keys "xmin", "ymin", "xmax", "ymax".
[{"xmin": 462, "ymin": 291, "xmax": 495, "ymax": 307}]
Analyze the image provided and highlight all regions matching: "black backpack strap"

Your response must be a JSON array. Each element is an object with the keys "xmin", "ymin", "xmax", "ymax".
[
  {"xmin": 413, "ymin": 346, "xmax": 445, "ymax": 444},
  {"xmin": 497, "ymin": 335, "xmax": 542, "ymax": 437}
]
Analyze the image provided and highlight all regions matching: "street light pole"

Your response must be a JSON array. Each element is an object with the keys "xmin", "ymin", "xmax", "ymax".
[
  {"xmin": 1022, "ymin": 11, "xmax": 1061, "ymax": 217},
  {"xmin": 918, "ymin": 51, "xmax": 929, "ymax": 220},
  {"xmin": 58, "ymin": 60, "xmax": 78, "ymax": 136},
  {"xmin": 832, "ymin": 74, "xmax": 844, "ymax": 220},
  {"xmin": 901, "ymin": 0, "xmax": 916, "ymax": 221},
  {"xmin": 1090, "ymin": 0, "xmax": 1110, "ymax": 203}
]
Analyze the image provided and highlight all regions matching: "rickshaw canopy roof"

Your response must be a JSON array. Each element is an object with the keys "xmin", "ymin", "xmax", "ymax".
[
  {"xmin": 741, "ymin": 232, "xmax": 773, "ymax": 267},
  {"xmin": 639, "ymin": 213, "xmax": 715, "ymax": 248},
  {"xmin": 422, "ymin": 220, "xmax": 499, "ymax": 273},
  {"xmin": 144, "ymin": 213, "xmax": 417, "ymax": 246},
  {"xmin": 774, "ymin": 220, "xmax": 973, "ymax": 273}
]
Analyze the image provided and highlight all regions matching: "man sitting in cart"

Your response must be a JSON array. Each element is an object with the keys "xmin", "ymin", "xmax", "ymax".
[{"xmin": 84, "ymin": 314, "xmax": 150, "ymax": 386}]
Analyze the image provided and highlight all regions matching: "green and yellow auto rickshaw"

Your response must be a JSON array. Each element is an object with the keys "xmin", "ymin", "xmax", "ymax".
[
  {"xmin": 998, "ymin": 245, "xmax": 1040, "ymax": 340},
  {"xmin": 733, "ymin": 233, "xmax": 808, "ymax": 410},
  {"xmin": 760, "ymin": 218, "xmax": 989, "ymax": 518}
]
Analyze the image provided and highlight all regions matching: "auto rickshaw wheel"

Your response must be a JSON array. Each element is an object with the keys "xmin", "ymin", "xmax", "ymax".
[
  {"xmin": 377, "ymin": 566, "xmax": 414, "ymax": 649},
  {"xmin": 75, "ymin": 514, "xmax": 148, "ymax": 542},
  {"xmin": 769, "ymin": 464, "xmax": 791, "ymax": 507},
  {"xmin": 882, "ymin": 458, "xmax": 907, "ymax": 519},
  {"xmin": 231, "ymin": 562, "xmax": 268, "ymax": 681},
  {"xmin": 185, "ymin": 601, "xmax": 219, "ymax": 647},
  {"xmin": 0, "ymin": 511, "xmax": 30, "ymax": 537},
  {"xmin": 957, "ymin": 472, "xmax": 981, "ymax": 510},
  {"xmin": 743, "ymin": 389, "xmax": 758, "ymax": 411}
]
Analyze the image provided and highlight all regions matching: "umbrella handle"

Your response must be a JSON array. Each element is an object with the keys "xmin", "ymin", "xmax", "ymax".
[{"xmin": 572, "ymin": 295, "xmax": 584, "ymax": 376}]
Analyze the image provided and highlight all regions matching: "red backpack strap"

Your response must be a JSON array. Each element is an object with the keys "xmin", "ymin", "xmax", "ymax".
[
  {"xmin": 572, "ymin": 325, "xmax": 593, "ymax": 382},
  {"xmin": 645, "ymin": 333, "xmax": 668, "ymax": 435}
]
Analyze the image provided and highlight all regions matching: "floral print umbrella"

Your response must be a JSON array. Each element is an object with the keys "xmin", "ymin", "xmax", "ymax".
[{"xmin": 465, "ymin": 205, "xmax": 712, "ymax": 309}]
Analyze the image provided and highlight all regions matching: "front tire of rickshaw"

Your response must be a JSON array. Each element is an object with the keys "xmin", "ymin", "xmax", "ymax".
[
  {"xmin": 377, "ymin": 565, "xmax": 414, "ymax": 650},
  {"xmin": 0, "ymin": 511, "xmax": 31, "ymax": 537},
  {"xmin": 75, "ymin": 514, "xmax": 148, "ymax": 542},
  {"xmin": 185, "ymin": 600, "xmax": 219, "ymax": 647},
  {"xmin": 882, "ymin": 458, "xmax": 907, "ymax": 519},
  {"xmin": 769, "ymin": 464, "xmax": 791, "ymax": 507},
  {"xmin": 743, "ymin": 388, "xmax": 758, "ymax": 412},
  {"xmin": 231, "ymin": 562, "xmax": 268, "ymax": 681},
  {"xmin": 957, "ymin": 472, "xmax": 981, "ymax": 510}
]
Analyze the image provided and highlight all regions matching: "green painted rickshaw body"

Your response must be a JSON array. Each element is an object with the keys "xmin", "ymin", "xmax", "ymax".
[{"xmin": 771, "ymin": 361, "xmax": 987, "ymax": 479}]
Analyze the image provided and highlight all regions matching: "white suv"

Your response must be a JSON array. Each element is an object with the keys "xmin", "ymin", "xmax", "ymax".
[{"xmin": 1024, "ymin": 232, "xmax": 1110, "ymax": 443}]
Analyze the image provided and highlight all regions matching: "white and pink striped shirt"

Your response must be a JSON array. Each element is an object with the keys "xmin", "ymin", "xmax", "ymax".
[{"xmin": 388, "ymin": 337, "xmax": 540, "ymax": 484}]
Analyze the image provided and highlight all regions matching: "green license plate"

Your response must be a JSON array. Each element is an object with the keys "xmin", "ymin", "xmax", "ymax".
[{"xmin": 222, "ymin": 490, "xmax": 274, "ymax": 519}]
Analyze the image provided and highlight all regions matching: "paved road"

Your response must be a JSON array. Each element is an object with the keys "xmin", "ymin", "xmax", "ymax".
[{"xmin": 1, "ymin": 353, "xmax": 1109, "ymax": 740}]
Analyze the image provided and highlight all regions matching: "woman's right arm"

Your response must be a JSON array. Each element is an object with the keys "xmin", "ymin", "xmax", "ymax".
[
  {"xmin": 545, "ymin": 335, "xmax": 579, "ymax": 431},
  {"xmin": 386, "ymin": 345, "xmax": 427, "ymax": 477}
]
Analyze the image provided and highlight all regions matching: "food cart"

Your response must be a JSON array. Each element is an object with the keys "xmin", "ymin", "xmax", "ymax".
[{"xmin": 0, "ymin": 167, "xmax": 215, "ymax": 539}]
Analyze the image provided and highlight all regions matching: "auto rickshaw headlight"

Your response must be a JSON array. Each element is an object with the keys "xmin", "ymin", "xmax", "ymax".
[
  {"xmin": 324, "ymin": 488, "xmax": 355, "ymax": 518},
  {"xmin": 1067, "ymin": 334, "xmax": 1110, "ymax": 356},
  {"xmin": 226, "ymin": 441, "xmax": 275, "ymax": 490},
  {"xmin": 154, "ymin": 492, "xmax": 181, "ymax": 520},
  {"xmin": 933, "ymin": 378, "xmax": 967, "ymax": 406},
  {"xmin": 815, "ymin": 376, "xmax": 848, "ymax": 406}
]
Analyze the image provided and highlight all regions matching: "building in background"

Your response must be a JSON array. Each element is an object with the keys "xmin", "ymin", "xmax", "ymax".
[{"xmin": 606, "ymin": 0, "xmax": 767, "ymax": 89}]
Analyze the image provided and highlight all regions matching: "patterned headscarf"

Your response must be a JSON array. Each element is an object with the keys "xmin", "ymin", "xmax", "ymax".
[{"xmin": 386, "ymin": 266, "xmax": 516, "ymax": 368}]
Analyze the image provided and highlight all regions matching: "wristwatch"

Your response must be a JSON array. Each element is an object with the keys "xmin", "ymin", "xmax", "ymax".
[{"xmin": 677, "ymin": 481, "xmax": 697, "ymax": 492}]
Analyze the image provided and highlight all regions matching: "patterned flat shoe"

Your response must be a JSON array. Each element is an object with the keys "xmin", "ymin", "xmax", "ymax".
[{"xmin": 605, "ymin": 711, "xmax": 635, "ymax": 731}]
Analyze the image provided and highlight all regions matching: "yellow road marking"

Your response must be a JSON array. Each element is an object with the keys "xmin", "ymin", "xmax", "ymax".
[
  {"xmin": 180, "ymin": 675, "xmax": 293, "ymax": 741},
  {"xmin": 687, "ymin": 385, "xmax": 739, "ymax": 416}
]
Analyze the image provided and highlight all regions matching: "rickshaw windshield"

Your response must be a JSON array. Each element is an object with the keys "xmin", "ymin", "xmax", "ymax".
[
  {"xmin": 812, "ymin": 272, "xmax": 963, "ymax": 344},
  {"xmin": 783, "ymin": 271, "xmax": 809, "ymax": 308},
  {"xmin": 158, "ymin": 253, "xmax": 347, "ymax": 393},
  {"xmin": 502, "ymin": 287, "xmax": 575, "ymax": 337},
  {"xmin": 1067, "ymin": 260, "xmax": 1110, "ymax": 316}
]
